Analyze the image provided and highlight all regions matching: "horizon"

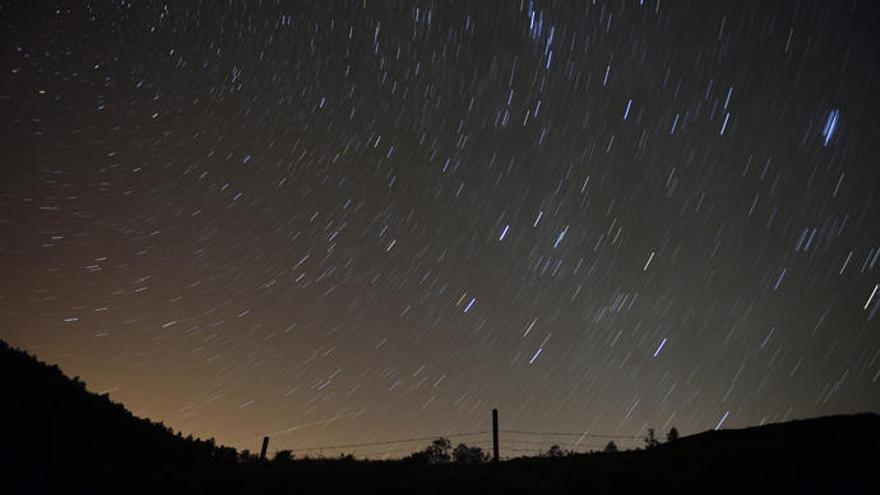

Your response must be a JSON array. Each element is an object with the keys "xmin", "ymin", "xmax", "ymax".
[{"xmin": 6, "ymin": 335, "xmax": 877, "ymax": 462}]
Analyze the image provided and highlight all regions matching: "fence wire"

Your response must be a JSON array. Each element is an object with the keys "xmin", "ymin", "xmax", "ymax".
[{"xmin": 279, "ymin": 428, "xmax": 644, "ymax": 460}]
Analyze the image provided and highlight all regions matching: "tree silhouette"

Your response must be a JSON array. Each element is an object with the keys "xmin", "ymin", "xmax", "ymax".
[
  {"xmin": 415, "ymin": 437, "xmax": 452, "ymax": 464},
  {"xmin": 666, "ymin": 427, "xmax": 680, "ymax": 443},
  {"xmin": 644, "ymin": 428, "xmax": 660, "ymax": 448},
  {"xmin": 453, "ymin": 443, "xmax": 488, "ymax": 465},
  {"xmin": 546, "ymin": 445, "xmax": 564, "ymax": 457},
  {"xmin": 604, "ymin": 441, "xmax": 618, "ymax": 453}
]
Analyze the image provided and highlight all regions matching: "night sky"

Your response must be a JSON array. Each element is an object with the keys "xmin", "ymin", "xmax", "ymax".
[{"xmin": 1, "ymin": 0, "xmax": 879, "ymax": 458}]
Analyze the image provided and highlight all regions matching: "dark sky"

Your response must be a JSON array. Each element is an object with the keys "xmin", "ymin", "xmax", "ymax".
[{"xmin": 1, "ymin": 0, "xmax": 879, "ymax": 457}]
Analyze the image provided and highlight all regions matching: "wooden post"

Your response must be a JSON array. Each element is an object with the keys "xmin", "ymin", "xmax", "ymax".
[
  {"xmin": 260, "ymin": 436, "xmax": 270, "ymax": 460},
  {"xmin": 492, "ymin": 408, "xmax": 499, "ymax": 462}
]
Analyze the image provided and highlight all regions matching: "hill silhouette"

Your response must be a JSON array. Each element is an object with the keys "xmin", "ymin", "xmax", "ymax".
[
  {"xmin": 0, "ymin": 340, "xmax": 238, "ymax": 494},
  {"xmin": 2, "ymin": 339, "xmax": 877, "ymax": 494}
]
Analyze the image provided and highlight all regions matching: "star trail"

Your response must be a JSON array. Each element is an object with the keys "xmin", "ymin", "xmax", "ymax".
[{"xmin": 0, "ymin": 0, "xmax": 878, "ymax": 456}]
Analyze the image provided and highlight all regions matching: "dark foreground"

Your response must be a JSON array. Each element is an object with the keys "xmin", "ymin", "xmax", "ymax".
[{"xmin": 2, "ymin": 340, "xmax": 877, "ymax": 494}]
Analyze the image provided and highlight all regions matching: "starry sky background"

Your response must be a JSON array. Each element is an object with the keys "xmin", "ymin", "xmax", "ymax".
[{"xmin": 1, "ymin": 0, "xmax": 879, "ymax": 457}]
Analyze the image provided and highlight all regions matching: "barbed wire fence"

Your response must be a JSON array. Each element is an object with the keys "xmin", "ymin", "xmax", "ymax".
[{"xmin": 262, "ymin": 410, "xmax": 647, "ymax": 461}]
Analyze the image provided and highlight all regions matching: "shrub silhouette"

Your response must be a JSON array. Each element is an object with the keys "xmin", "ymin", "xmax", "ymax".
[
  {"xmin": 273, "ymin": 449, "xmax": 294, "ymax": 462},
  {"xmin": 407, "ymin": 438, "xmax": 489, "ymax": 465},
  {"xmin": 403, "ymin": 450, "xmax": 430, "ymax": 464},
  {"xmin": 604, "ymin": 441, "xmax": 618, "ymax": 453},
  {"xmin": 239, "ymin": 449, "xmax": 257, "ymax": 463},
  {"xmin": 452, "ymin": 443, "xmax": 489, "ymax": 464}
]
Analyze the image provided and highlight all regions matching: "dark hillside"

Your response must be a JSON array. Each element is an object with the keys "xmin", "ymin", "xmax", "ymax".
[
  {"xmin": 0, "ymin": 340, "xmax": 236, "ymax": 494},
  {"xmin": 589, "ymin": 413, "xmax": 880, "ymax": 494}
]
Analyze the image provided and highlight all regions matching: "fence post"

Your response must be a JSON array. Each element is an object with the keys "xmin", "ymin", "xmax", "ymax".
[
  {"xmin": 260, "ymin": 436, "xmax": 270, "ymax": 460},
  {"xmin": 492, "ymin": 408, "xmax": 499, "ymax": 462}
]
